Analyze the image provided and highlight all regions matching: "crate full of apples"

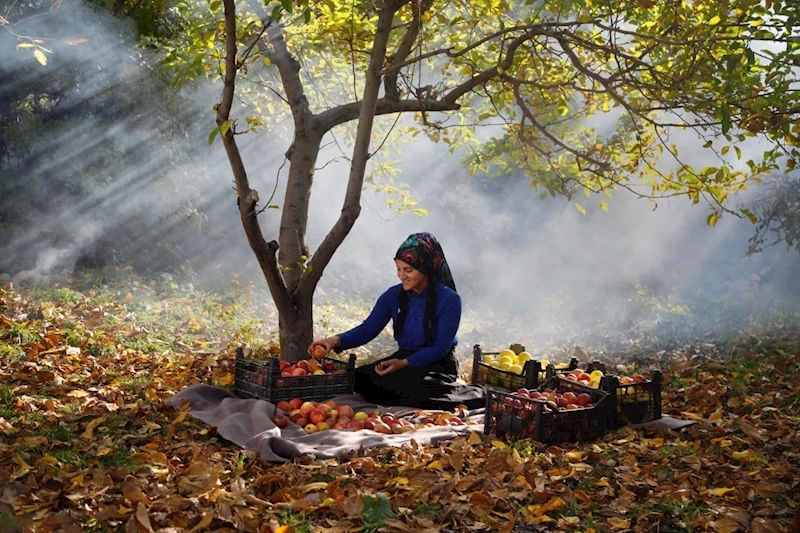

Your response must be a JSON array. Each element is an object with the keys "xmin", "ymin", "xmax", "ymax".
[
  {"xmin": 484, "ymin": 376, "xmax": 611, "ymax": 444},
  {"xmin": 599, "ymin": 370, "xmax": 663, "ymax": 427},
  {"xmin": 471, "ymin": 344, "xmax": 580, "ymax": 391},
  {"xmin": 234, "ymin": 347, "xmax": 356, "ymax": 403},
  {"xmin": 271, "ymin": 398, "xmax": 473, "ymax": 434}
]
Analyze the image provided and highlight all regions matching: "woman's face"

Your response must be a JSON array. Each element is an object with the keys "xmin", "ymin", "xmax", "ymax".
[{"xmin": 395, "ymin": 259, "xmax": 428, "ymax": 293}]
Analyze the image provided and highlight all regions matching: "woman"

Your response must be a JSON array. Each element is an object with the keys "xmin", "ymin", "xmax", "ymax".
[{"xmin": 308, "ymin": 232, "xmax": 484, "ymax": 409}]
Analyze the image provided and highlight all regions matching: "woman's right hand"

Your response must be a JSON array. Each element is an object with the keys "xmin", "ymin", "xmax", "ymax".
[{"xmin": 308, "ymin": 336, "xmax": 340, "ymax": 358}]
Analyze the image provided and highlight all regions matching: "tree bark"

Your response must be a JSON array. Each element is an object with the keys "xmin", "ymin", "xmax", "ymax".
[{"xmin": 278, "ymin": 290, "xmax": 314, "ymax": 364}]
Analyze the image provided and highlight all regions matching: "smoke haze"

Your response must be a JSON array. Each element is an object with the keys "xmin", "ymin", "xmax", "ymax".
[{"xmin": 2, "ymin": 1, "xmax": 798, "ymax": 356}]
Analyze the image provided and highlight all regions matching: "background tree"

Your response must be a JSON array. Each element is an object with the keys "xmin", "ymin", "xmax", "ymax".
[{"xmin": 156, "ymin": 0, "xmax": 798, "ymax": 361}]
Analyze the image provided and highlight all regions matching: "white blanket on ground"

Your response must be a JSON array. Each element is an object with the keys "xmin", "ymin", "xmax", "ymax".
[{"xmin": 167, "ymin": 385, "xmax": 485, "ymax": 463}]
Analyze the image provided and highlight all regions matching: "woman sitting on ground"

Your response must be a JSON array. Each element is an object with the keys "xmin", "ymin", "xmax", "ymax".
[{"xmin": 309, "ymin": 232, "xmax": 484, "ymax": 410}]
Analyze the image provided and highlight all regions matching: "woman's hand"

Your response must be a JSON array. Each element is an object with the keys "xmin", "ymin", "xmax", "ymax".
[
  {"xmin": 374, "ymin": 358, "xmax": 410, "ymax": 376},
  {"xmin": 308, "ymin": 336, "xmax": 340, "ymax": 358}
]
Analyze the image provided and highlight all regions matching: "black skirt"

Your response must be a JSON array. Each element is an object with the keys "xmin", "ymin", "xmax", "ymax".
[{"xmin": 354, "ymin": 349, "xmax": 485, "ymax": 410}]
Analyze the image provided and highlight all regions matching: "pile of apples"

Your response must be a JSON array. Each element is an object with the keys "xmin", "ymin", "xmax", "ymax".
[
  {"xmin": 277, "ymin": 358, "xmax": 341, "ymax": 377},
  {"xmin": 271, "ymin": 398, "xmax": 468, "ymax": 434},
  {"xmin": 563, "ymin": 368, "xmax": 605, "ymax": 389},
  {"xmin": 511, "ymin": 386, "xmax": 596, "ymax": 413},
  {"xmin": 616, "ymin": 373, "xmax": 650, "ymax": 395}
]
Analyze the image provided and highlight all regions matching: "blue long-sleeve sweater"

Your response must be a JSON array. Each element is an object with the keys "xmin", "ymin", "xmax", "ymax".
[{"xmin": 337, "ymin": 282, "xmax": 461, "ymax": 367}]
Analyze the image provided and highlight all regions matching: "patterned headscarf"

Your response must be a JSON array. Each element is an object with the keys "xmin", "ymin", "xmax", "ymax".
[
  {"xmin": 393, "ymin": 233, "xmax": 456, "ymax": 346},
  {"xmin": 394, "ymin": 232, "xmax": 456, "ymax": 292}
]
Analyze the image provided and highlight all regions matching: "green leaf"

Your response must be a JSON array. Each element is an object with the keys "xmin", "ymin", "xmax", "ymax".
[
  {"xmin": 574, "ymin": 203, "xmax": 586, "ymax": 216},
  {"xmin": 741, "ymin": 208, "xmax": 758, "ymax": 224},
  {"xmin": 209, "ymin": 0, "xmax": 221, "ymax": 10},
  {"xmin": 734, "ymin": 146, "xmax": 742, "ymax": 160},
  {"xmin": 362, "ymin": 493, "xmax": 396, "ymax": 532},
  {"xmin": 720, "ymin": 104, "xmax": 732, "ymax": 134},
  {"xmin": 208, "ymin": 126, "xmax": 220, "ymax": 145},
  {"xmin": 706, "ymin": 213, "xmax": 720, "ymax": 227}
]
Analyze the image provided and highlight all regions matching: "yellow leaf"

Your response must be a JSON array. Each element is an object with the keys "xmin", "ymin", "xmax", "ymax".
[
  {"xmin": 467, "ymin": 431, "xmax": 482, "ymax": 445},
  {"xmin": 96, "ymin": 448, "xmax": 113, "ymax": 457},
  {"xmin": 33, "ymin": 49, "xmax": 47, "ymax": 65},
  {"xmin": 145, "ymin": 388, "xmax": 159, "ymax": 403},
  {"xmin": 491, "ymin": 440, "xmax": 507, "ymax": 449},
  {"xmin": 574, "ymin": 203, "xmax": 586, "ymax": 216},
  {"xmin": 600, "ymin": 200, "xmax": 609, "ymax": 212},
  {"xmin": 565, "ymin": 451, "xmax": 583, "ymax": 463},
  {"xmin": 219, "ymin": 373, "xmax": 234, "ymax": 386},
  {"xmin": 301, "ymin": 482, "xmax": 329, "ymax": 493},
  {"xmin": 187, "ymin": 512, "xmax": 213, "ymax": 533},
  {"xmin": 709, "ymin": 487, "xmax": 737, "ymax": 496},
  {"xmin": 709, "ymin": 15, "xmax": 721, "ymax": 25},
  {"xmin": 732, "ymin": 450, "xmax": 751, "ymax": 460},
  {"xmin": 80, "ymin": 416, "xmax": 107, "ymax": 440},
  {"xmin": 427, "ymin": 460, "xmax": 442, "ymax": 470},
  {"xmin": 608, "ymin": 516, "xmax": 631, "ymax": 530}
]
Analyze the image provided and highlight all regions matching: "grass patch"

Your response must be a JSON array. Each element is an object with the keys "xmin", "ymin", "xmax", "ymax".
[
  {"xmin": 30, "ymin": 287, "xmax": 83, "ymax": 306},
  {"xmin": 1, "ymin": 321, "xmax": 41, "ymax": 344},
  {"xmin": 98, "ymin": 448, "xmax": 143, "ymax": 469}
]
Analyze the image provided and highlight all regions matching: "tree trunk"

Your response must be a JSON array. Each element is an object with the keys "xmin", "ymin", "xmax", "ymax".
[
  {"xmin": 279, "ymin": 290, "xmax": 314, "ymax": 363},
  {"xmin": 279, "ymin": 132, "xmax": 322, "ymax": 292}
]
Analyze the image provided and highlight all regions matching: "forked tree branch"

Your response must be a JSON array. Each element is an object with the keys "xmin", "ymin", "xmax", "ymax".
[{"xmin": 219, "ymin": 0, "xmax": 293, "ymax": 317}]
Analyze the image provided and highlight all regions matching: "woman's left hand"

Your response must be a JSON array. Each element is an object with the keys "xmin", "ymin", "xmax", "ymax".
[{"xmin": 374, "ymin": 358, "xmax": 410, "ymax": 376}]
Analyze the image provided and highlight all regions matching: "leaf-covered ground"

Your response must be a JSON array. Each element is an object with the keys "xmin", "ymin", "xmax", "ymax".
[{"xmin": 1, "ymin": 282, "xmax": 799, "ymax": 533}]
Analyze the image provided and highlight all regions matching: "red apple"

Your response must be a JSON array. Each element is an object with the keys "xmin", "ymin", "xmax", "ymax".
[
  {"xmin": 289, "ymin": 409, "xmax": 303, "ymax": 423},
  {"xmin": 347, "ymin": 419, "xmax": 365, "ymax": 431},
  {"xmin": 363, "ymin": 419, "xmax": 376, "ymax": 430},
  {"xmin": 332, "ymin": 421, "xmax": 347, "ymax": 430},
  {"xmin": 310, "ymin": 408, "xmax": 327, "ymax": 424},
  {"xmin": 292, "ymin": 367, "xmax": 308, "ymax": 376},
  {"xmin": 381, "ymin": 414, "xmax": 396, "ymax": 424},
  {"xmin": 632, "ymin": 374, "xmax": 647, "ymax": 384},
  {"xmin": 324, "ymin": 400, "xmax": 338, "ymax": 409},
  {"xmin": 272, "ymin": 414, "xmax": 289, "ymax": 429},
  {"xmin": 300, "ymin": 401, "xmax": 315, "ymax": 417},
  {"xmin": 288, "ymin": 398, "xmax": 303, "ymax": 410},
  {"xmin": 296, "ymin": 417, "xmax": 309, "ymax": 428},
  {"xmin": 337, "ymin": 405, "xmax": 354, "ymax": 418},
  {"xmin": 297, "ymin": 360, "xmax": 311, "ymax": 372},
  {"xmin": 576, "ymin": 393, "xmax": 592, "ymax": 406},
  {"xmin": 279, "ymin": 360, "xmax": 291, "ymax": 372},
  {"xmin": 276, "ymin": 400, "xmax": 291, "ymax": 412},
  {"xmin": 312, "ymin": 345, "xmax": 328, "ymax": 359}
]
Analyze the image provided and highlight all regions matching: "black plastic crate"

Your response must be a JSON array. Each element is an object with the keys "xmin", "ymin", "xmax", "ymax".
[
  {"xmin": 234, "ymin": 348, "xmax": 356, "ymax": 403},
  {"xmin": 600, "ymin": 371, "xmax": 662, "ymax": 427},
  {"xmin": 472, "ymin": 344, "xmax": 579, "ymax": 391},
  {"xmin": 484, "ymin": 376, "xmax": 611, "ymax": 444}
]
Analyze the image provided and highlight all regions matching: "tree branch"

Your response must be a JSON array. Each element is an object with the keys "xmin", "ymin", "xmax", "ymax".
[
  {"xmin": 383, "ymin": 0, "xmax": 433, "ymax": 100},
  {"xmin": 316, "ymin": 96, "xmax": 460, "ymax": 131},
  {"xmin": 301, "ymin": 0, "xmax": 402, "ymax": 294},
  {"xmin": 219, "ymin": 0, "xmax": 293, "ymax": 317}
]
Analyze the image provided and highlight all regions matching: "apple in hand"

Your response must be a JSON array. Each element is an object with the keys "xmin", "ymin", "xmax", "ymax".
[{"xmin": 312, "ymin": 345, "xmax": 328, "ymax": 359}]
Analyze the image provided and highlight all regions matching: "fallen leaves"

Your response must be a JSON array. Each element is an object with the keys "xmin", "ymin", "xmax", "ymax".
[{"xmin": 0, "ymin": 285, "xmax": 798, "ymax": 532}]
